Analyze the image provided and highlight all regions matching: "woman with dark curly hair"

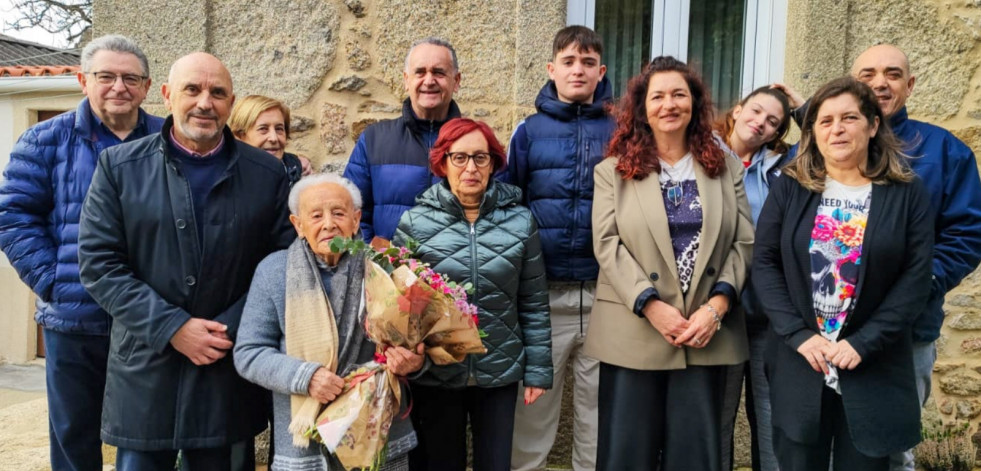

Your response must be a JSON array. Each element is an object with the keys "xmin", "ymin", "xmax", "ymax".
[{"xmin": 583, "ymin": 56, "xmax": 754, "ymax": 471}]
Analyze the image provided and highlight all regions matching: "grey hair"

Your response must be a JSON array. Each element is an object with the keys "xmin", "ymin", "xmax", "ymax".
[
  {"xmin": 81, "ymin": 35, "xmax": 150, "ymax": 77},
  {"xmin": 288, "ymin": 173, "xmax": 363, "ymax": 215},
  {"xmin": 404, "ymin": 37, "xmax": 459, "ymax": 72}
]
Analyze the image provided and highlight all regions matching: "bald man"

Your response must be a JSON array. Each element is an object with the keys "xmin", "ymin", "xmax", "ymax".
[
  {"xmin": 78, "ymin": 52, "xmax": 295, "ymax": 471},
  {"xmin": 851, "ymin": 44, "xmax": 981, "ymax": 471},
  {"xmin": 786, "ymin": 44, "xmax": 981, "ymax": 471}
]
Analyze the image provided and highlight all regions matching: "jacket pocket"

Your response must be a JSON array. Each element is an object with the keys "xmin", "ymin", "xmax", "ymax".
[{"xmin": 113, "ymin": 329, "xmax": 138, "ymax": 363}]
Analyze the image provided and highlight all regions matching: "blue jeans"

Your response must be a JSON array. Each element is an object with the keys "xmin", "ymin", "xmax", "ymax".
[
  {"xmin": 43, "ymin": 328, "xmax": 110, "ymax": 471},
  {"xmin": 889, "ymin": 341, "xmax": 936, "ymax": 471}
]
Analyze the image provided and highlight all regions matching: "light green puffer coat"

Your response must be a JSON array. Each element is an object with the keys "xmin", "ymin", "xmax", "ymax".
[{"xmin": 393, "ymin": 179, "xmax": 552, "ymax": 389}]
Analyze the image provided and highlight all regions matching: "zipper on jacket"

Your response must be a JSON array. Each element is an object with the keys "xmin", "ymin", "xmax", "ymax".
[
  {"xmin": 572, "ymin": 106, "xmax": 584, "ymax": 280},
  {"xmin": 467, "ymin": 221, "xmax": 479, "ymax": 385}
]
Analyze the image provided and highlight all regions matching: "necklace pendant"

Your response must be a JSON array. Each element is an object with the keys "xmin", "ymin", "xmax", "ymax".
[{"xmin": 666, "ymin": 184, "xmax": 682, "ymax": 207}]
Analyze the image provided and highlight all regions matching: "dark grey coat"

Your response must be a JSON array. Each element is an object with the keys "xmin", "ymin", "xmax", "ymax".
[
  {"xmin": 78, "ymin": 118, "xmax": 295, "ymax": 450},
  {"xmin": 393, "ymin": 180, "xmax": 552, "ymax": 389}
]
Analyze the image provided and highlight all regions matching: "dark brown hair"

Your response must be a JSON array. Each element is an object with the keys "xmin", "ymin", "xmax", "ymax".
[
  {"xmin": 552, "ymin": 25, "xmax": 604, "ymax": 58},
  {"xmin": 606, "ymin": 56, "xmax": 725, "ymax": 180},
  {"xmin": 784, "ymin": 76, "xmax": 913, "ymax": 191},
  {"xmin": 715, "ymin": 86, "xmax": 792, "ymax": 156}
]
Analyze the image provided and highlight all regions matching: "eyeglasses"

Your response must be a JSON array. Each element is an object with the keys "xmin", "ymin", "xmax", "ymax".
[
  {"xmin": 88, "ymin": 71, "xmax": 148, "ymax": 87},
  {"xmin": 446, "ymin": 152, "xmax": 493, "ymax": 168}
]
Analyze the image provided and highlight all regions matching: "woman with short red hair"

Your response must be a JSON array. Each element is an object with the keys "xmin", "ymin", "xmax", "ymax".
[
  {"xmin": 393, "ymin": 118, "xmax": 552, "ymax": 471},
  {"xmin": 584, "ymin": 56, "xmax": 754, "ymax": 471}
]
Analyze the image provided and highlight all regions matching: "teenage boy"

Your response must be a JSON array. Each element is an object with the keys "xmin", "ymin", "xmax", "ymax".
[{"xmin": 506, "ymin": 25, "xmax": 614, "ymax": 471}]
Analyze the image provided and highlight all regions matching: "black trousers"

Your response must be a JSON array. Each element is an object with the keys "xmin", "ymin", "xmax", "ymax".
[
  {"xmin": 773, "ymin": 386, "xmax": 888, "ymax": 471},
  {"xmin": 408, "ymin": 382, "xmax": 518, "ymax": 471},
  {"xmin": 596, "ymin": 362, "xmax": 726, "ymax": 471}
]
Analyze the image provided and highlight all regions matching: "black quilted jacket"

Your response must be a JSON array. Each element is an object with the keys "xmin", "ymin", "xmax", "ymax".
[{"xmin": 393, "ymin": 179, "xmax": 553, "ymax": 389}]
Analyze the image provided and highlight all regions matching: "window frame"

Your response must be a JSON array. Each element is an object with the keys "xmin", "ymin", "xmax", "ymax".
[{"xmin": 567, "ymin": 0, "xmax": 788, "ymax": 97}]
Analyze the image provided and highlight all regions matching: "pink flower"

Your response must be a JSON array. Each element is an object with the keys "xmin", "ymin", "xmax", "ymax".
[{"xmin": 811, "ymin": 214, "xmax": 838, "ymax": 242}]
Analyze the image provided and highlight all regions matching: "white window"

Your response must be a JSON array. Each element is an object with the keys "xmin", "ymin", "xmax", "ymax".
[{"xmin": 568, "ymin": 0, "xmax": 787, "ymax": 109}]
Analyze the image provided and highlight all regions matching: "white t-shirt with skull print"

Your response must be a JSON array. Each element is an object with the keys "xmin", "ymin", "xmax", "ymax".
[{"xmin": 809, "ymin": 177, "xmax": 870, "ymax": 392}]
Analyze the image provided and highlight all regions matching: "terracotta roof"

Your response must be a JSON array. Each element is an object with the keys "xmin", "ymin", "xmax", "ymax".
[
  {"xmin": 0, "ymin": 65, "xmax": 80, "ymax": 77},
  {"xmin": 0, "ymin": 34, "xmax": 80, "ymax": 67}
]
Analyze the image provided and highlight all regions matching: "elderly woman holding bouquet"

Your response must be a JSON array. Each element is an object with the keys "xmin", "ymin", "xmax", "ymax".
[
  {"xmin": 392, "ymin": 118, "xmax": 552, "ymax": 471},
  {"xmin": 584, "ymin": 56, "xmax": 754, "ymax": 471},
  {"xmin": 753, "ymin": 77, "xmax": 933, "ymax": 470},
  {"xmin": 235, "ymin": 173, "xmax": 423, "ymax": 471}
]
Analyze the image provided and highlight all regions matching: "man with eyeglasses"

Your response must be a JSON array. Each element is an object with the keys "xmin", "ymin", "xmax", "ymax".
[
  {"xmin": 343, "ymin": 37, "xmax": 462, "ymax": 248},
  {"xmin": 0, "ymin": 34, "xmax": 163, "ymax": 471}
]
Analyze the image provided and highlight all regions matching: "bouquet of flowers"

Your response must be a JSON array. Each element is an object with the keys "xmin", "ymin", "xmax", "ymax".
[{"xmin": 310, "ymin": 237, "xmax": 487, "ymax": 470}]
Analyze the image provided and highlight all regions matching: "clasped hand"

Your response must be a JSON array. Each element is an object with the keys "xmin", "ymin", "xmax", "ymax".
[
  {"xmin": 643, "ymin": 299, "xmax": 723, "ymax": 349},
  {"xmin": 170, "ymin": 318, "xmax": 233, "ymax": 366},
  {"xmin": 796, "ymin": 335, "xmax": 862, "ymax": 374}
]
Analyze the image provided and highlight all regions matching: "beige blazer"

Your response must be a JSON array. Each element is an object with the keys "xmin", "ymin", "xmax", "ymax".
[{"xmin": 583, "ymin": 156, "xmax": 753, "ymax": 370}]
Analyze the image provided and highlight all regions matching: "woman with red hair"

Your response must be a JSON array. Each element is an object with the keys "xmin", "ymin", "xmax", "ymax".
[
  {"xmin": 583, "ymin": 56, "xmax": 754, "ymax": 471},
  {"xmin": 393, "ymin": 118, "xmax": 552, "ymax": 471}
]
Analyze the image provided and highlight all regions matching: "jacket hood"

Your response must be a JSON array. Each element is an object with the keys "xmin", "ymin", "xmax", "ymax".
[
  {"xmin": 535, "ymin": 76, "xmax": 613, "ymax": 121},
  {"xmin": 402, "ymin": 98, "xmax": 463, "ymax": 135},
  {"xmin": 416, "ymin": 179, "xmax": 522, "ymax": 217}
]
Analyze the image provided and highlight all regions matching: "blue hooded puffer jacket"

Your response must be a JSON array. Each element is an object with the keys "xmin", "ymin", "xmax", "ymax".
[{"xmin": 504, "ymin": 78, "xmax": 615, "ymax": 281}]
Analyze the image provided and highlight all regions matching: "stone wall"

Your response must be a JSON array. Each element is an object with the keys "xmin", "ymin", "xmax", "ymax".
[
  {"xmin": 94, "ymin": 0, "xmax": 564, "ymax": 170},
  {"xmin": 786, "ymin": 0, "xmax": 981, "ymax": 466}
]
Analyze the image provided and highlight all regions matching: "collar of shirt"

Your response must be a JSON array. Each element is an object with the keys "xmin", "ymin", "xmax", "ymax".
[
  {"xmin": 90, "ymin": 108, "xmax": 150, "ymax": 145},
  {"xmin": 169, "ymin": 127, "xmax": 225, "ymax": 158}
]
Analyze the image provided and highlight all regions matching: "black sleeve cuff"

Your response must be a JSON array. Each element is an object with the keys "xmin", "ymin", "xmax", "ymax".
[
  {"xmin": 633, "ymin": 288, "xmax": 660, "ymax": 318},
  {"xmin": 709, "ymin": 282, "xmax": 737, "ymax": 311}
]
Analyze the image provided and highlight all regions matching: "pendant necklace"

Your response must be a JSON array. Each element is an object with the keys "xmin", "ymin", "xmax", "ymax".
[{"xmin": 661, "ymin": 164, "xmax": 683, "ymax": 207}]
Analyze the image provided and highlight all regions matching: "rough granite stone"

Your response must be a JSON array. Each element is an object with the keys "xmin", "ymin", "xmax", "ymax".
[
  {"xmin": 785, "ymin": 0, "xmax": 980, "ymax": 120},
  {"xmin": 93, "ymin": 0, "xmax": 208, "ymax": 106},
  {"xmin": 351, "ymin": 118, "xmax": 378, "ymax": 140},
  {"xmin": 938, "ymin": 333, "xmax": 950, "ymax": 359},
  {"xmin": 346, "ymin": 41, "xmax": 372, "ymax": 71},
  {"xmin": 941, "ymin": 373, "xmax": 981, "ymax": 396},
  {"xmin": 472, "ymin": 108, "xmax": 491, "ymax": 118},
  {"xmin": 329, "ymin": 75, "xmax": 368, "ymax": 92},
  {"xmin": 373, "ymin": 0, "xmax": 558, "ymax": 106},
  {"xmin": 935, "ymin": 362, "xmax": 966, "ymax": 374},
  {"xmin": 942, "ymin": 398, "xmax": 955, "ymax": 415},
  {"xmin": 358, "ymin": 100, "xmax": 400, "ymax": 114},
  {"xmin": 291, "ymin": 116, "xmax": 315, "ymax": 134},
  {"xmin": 948, "ymin": 294, "xmax": 980, "ymax": 309},
  {"xmin": 514, "ymin": 0, "xmax": 565, "ymax": 106},
  {"xmin": 209, "ymin": 0, "xmax": 340, "ymax": 110},
  {"xmin": 344, "ymin": 0, "xmax": 366, "ymax": 18},
  {"xmin": 320, "ymin": 159, "xmax": 347, "ymax": 174},
  {"xmin": 962, "ymin": 337, "xmax": 981, "ymax": 354},
  {"xmin": 958, "ymin": 400, "xmax": 981, "ymax": 419},
  {"xmin": 950, "ymin": 313, "xmax": 981, "ymax": 331},
  {"xmin": 320, "ymin": 103, "xmax": 348, "ymax": 155},
  {"xmin": 847, "ymin": 1, "xmax": 979, "ymax": 119}
]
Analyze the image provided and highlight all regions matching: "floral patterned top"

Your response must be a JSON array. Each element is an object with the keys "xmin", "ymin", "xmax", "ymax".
[{"xmin": 810, "ymin": 178, "xmax": 870, "ymax": 391}]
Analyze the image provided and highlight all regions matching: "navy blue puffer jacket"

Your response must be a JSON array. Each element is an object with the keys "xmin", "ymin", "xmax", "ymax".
[
  {"xmin": 393, "ymin": 180, "xmax": 552, "ymax": 389},
  {"xmin": 343, "ymin": 99, "xmax": 461, "ymax": 241},
  {"xmin": 504, "ymin": 78, "xmax": 614, "ymax": 281},
  {"xmin": 0, "ymin": 99, "xmax": 163, "ymax": 334}
]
